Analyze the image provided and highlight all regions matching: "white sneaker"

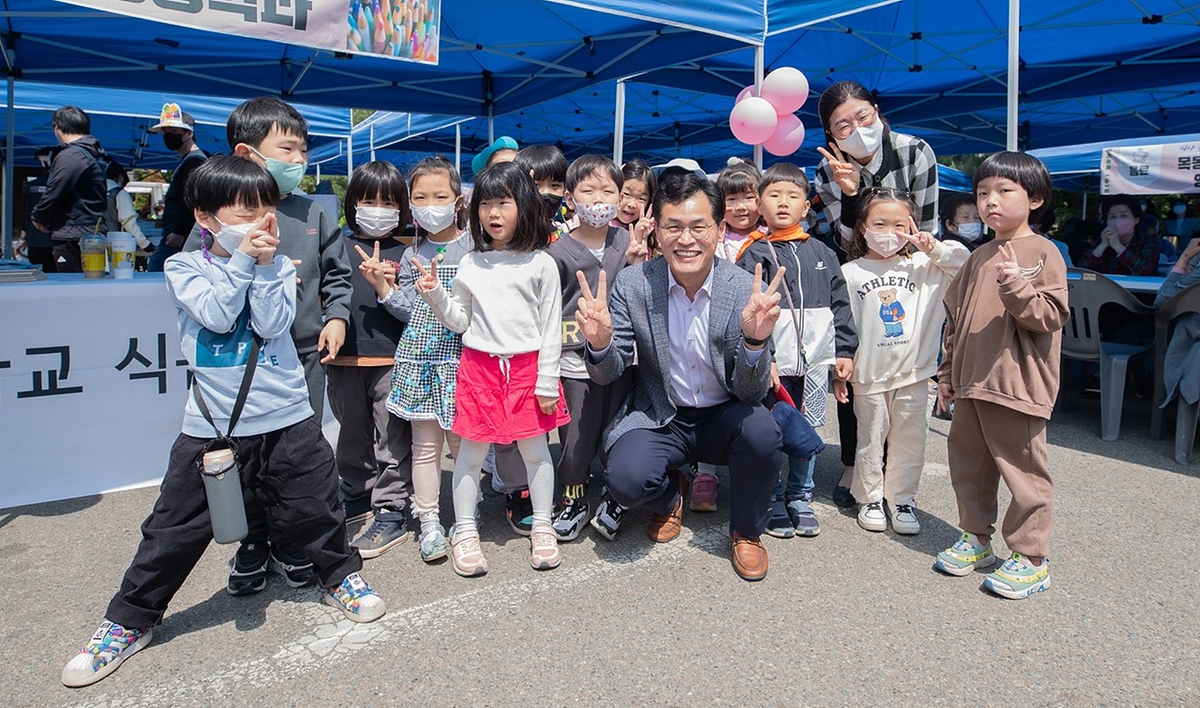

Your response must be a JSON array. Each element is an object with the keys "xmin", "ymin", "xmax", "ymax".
[
  {"xmin": 887, "ymin": 502, "xmax": 921, "ymax": 535},
  {"xmin": 450, "ymin": 531, "xmax": 488, "ymax": 577},
  {"xmin": 857, "ymin": 501, "xmax": 887, "ymax": 532},
  {"xmin": 530, "ymin": 522, "xmax": 562, "ymax": 570}
]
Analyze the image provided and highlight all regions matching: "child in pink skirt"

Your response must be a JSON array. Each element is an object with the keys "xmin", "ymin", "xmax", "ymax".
[{"xmin": 414, "ymin": 161, "xmax": 569, "ymax": 577}]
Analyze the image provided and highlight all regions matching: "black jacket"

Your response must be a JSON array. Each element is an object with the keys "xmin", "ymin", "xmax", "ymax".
[{"xmin": 31, "ymin": 136, "xmax": 109, "ymax": 241}]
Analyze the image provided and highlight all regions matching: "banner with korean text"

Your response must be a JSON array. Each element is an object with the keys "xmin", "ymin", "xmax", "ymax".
[
  {"xmin": 60, "ymin": 0, "xmax": 440, "ymax": 64},
  {"xmin": 1101, "ymin": 140, "xmax": 1200, "ymax": 195}
]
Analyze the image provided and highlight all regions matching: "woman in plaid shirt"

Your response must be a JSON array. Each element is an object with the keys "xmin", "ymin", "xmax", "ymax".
[{"xmin": 813, "ymin": 80, "xmax": 940, "ymax": 509}]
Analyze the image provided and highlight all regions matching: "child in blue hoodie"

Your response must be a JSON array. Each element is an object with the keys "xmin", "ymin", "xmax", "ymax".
[{"xmin": 60, "ymin": 156, "xmax": 385, "ymax": 690}]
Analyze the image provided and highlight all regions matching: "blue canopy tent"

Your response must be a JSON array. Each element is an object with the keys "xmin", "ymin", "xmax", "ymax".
[{"xmin": 3, "ymin": 81, "xmax": 352, "ymax": 170}]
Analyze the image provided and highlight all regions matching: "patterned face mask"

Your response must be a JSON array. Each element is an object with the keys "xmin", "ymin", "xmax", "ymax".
[{"xmin": 575, "ymin": 201, "xmax": 619, "ymax": 228}]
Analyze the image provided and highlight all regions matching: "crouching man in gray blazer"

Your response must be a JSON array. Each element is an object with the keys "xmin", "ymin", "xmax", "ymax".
[{"xmin": 575, "ymin": 173, "xmax": 784, "ymax": 581}]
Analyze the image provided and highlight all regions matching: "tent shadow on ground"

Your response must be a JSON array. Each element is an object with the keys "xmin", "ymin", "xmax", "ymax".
[
  {"xmin": 0, "ymin": 494, "xmax": 101, "ymax": 532},
  {"xmin": 1048, "ymin": 392, "xmax": 1200, "ymax": 478}
]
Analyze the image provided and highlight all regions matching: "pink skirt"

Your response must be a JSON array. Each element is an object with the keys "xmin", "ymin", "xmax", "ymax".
[{"xmin": 452, "ymin": 347, "xmax": 570, "ymax": 443}]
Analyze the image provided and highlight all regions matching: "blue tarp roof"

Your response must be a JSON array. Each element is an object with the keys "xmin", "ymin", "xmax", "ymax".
[{"xmin": 3, "ymin": 81, "xmax": 351, "ymax": 169}]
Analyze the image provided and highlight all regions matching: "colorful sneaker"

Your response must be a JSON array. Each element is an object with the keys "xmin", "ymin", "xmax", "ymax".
[
  {"xmin": 765, "ymin": 495, "xmax": 794, "ymax": 538},
  {"xmin": 352, "ymin": 514, "xmax": 410, "ymax": 559},
  {"xmin": 62, "ymin": 621, "xmax": 153, "ymax": 688},
  {"xmin": 323, "ymin": 572, "xmax": 386, "ymax": 623},
  {"xmin": 226, "ymin": 539, "xmax": 269, "ymax": 596},
  {"xmin": 505, "ymin": 487, "xmax": 534, "ymax": 537},
  {"xmin": 934, "ymin": 532, "xmax": 997, "ymax": 576},
  {"xmin": 450, "ymin": 531, "xmax": 488, "ymax": 577},
  {"xmin": 269, "ymin": 548, "xmax": 316, "ymax": 588},
  {"xmin": 341, "ymin": 496, "xmax": 373, "ymax": 525},
  {"xmin": 418, "ymin": 524, "xmax": 449, "ymax": 562},
  {"xmin": 857, "ymin": 501, "xmax": 887, "ymax": 532},
  {"xmin": 590, "ymin": 496, "xmax": 626, "ymax": 541},
  {"xmin": 551, "ymin": 496, "xmax": 591, "ymax": 541},
  {"xmin": 886, "ymin": 502, "xmax": 921, "ymax": 535},
  {"xmin": 786, "ymin": 496, "xmax": 820, "ymax": 537},
  {"xmin": 530, "ymin": 522, "xmax": 562, "ymax": 570},
  {"xmin": 983, "ymin": 553, "xmax": 1050, "ymax": 599},
  {"xmin": 688, "ymin": 472, "xmax": 719, "ymax": 512}
]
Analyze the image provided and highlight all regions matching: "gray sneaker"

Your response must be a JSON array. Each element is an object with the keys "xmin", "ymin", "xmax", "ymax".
[
  {"xmin": 857, "ymin": 501, "xmax": 887, "ymax": 532},
  {"xmin": 886, "ymin": 502, "xmax": 921, "ymax": 535},
  {"xmin": 419, "ymin": 525, "xmax": 449, "ymax": 562},
  {"xmin": 765, "ymin": 495, "xmax": 794, "ymax": 538},
  {"xmin": 352, "ymin": 514, "xmax": 410, "ymax": 560},
  {"xmin": 786, "ymin": 496, "xmax": 820, "ymax": 537}
]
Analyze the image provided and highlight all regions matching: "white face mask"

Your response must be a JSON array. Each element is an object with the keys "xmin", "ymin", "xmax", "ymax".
[
  {"xmin": 356, "ymin": 206, "xmax": 400, "ymax": 238},
  {"xmin": 956, "ymin": 222, "xmax": 983, "ymax": 242},
  {"xmin": 411, "ymin": 203, "xmax": 458, "ymax": 234},
  {"xmin": 835, "ymin": 121, "xmax": 885, "ymax": 161},
  {"xmin": 575, "ymin": 201, "xmax": 619, "ymax": 229},
  {"xmin": 863, "ymin": 228, "xmax": 904, "ymax": 257},
  {"xmin": 213, "ymin": 217, "xmax": 256, "ymax": 256}
]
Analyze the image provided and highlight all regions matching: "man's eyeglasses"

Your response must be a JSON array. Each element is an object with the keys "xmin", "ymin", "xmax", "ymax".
[{"xmin": 831, "ymin": 108, "xmax": 878, "ymax": 140}]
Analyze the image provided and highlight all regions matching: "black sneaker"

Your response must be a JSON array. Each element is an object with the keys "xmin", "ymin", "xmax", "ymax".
[
  {"xmin": 551, "ymin": 496, "xmax": 591, "ymax": 542},
  {"xmin": 342, "ymin": 496, "xmax": 373, "ymax": 525},
  {"xmin": 352, "ymin": 513, "xmax": 410, "ymax": 559},
  {"xmin": 227, "ymin": 539, "xmax": 269, "ymax": 596},
  {"xmin": 269, "ymin": 546, "xmax": 316, "ymax": 588},
  {"xmin": 506, "ymin": 487, "xmax": 534, "ymax": 537},
  {"xmin": 831, "ymin": 485, "xmax": 858, "ymax": 509},
  {"xmin": 589, "ymin": 496, "xmax": 625, "ymax": 541}
]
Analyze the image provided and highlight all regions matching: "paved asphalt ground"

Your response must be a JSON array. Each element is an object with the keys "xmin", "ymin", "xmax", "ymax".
[{"xmin": 3, "ymin": 387, "xmax": 1198, "ymax": 707}]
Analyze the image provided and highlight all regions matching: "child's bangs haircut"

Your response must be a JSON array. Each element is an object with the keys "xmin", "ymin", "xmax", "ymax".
[
  {"xmin": 344, "ymin": 161, "xmax": 410, "ymax": 238},
  {"xmin": 847, "ymin": 186, "xmax": 917, "ymax": 260},
  {"xmin": 184, "ymin": 154, "xmax": 280, "ymax": 215},
  {"xmin": 716, "ymin": 163, "xmax": 762, "ymax": 198},
  {"xmin": 566, "ymin": 154, "xmax": 623, "ymax": 193},
  {"xmin": 226, "ymin": 96, "xmax": 309, "ymax": 149},
  {"xmin": 759, "ymin": 162, "xmax": 811, "ymax": 197},
  {"xmin": 621, "ymin": 158, "xmax": 657, "ymax": 196},
  {"xmin": 408, "ymin": 155, "xmax": 465, "ymax": 241},
  {"xmin": 469, "ymin": 161, "xmax": 549, "ymax": 252},
  {"xmin": 514, "ymin": 145, "xmax": 568, "ymax": 184},
  {"xmin": 973, "ymin": 151, "xmax": 1054, "ymax": 224}
]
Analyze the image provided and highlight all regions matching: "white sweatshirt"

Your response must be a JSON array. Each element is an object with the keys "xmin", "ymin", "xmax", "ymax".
[
  {"xmin": 841, "ymin": 240, "xmax": 969, "ymax": 395},
  {"xmin": 421, "ymin": 249, "xmax": 563, "ymax": 397}
]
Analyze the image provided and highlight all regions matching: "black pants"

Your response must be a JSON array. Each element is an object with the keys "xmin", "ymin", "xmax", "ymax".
[
  {"xmin": 837, "ymin": 381, "xmax": 857, "ymax": 467},
  {"xmin": 51, "ymin": 239, "xmax": 82, "ymax": 273},
  {"xmin": 556, "ymin": 370, "xmax": 635, "ymax": 491},
  {"xmin": 603, "ymin": 401, "xmax": 781, "ymax": 538},
  {"xmin": 105, "ymin": 416, "xmax": 361, "ymax": 628}
]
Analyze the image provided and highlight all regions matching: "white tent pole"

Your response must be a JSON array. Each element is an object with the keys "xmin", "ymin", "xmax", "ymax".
[
  {"xmin": 614, "ymin": 79, "xmax": 626, "ymax": 165},
  {"xmin": 1081, "ymin": 189, "xmax": 1088, "ymax": 219},
  {"xmin": 3, "ymin": 76, "xmax": 13, "ymax": 259},
  {"xmin": 315, "ymin": 162, "xmax": 321, "ymax": 181},
  {"xmin": 455, "ymin": 123, "xmax": 462, "ymax": 173},
  {"xmin": 488, "ymin": 107, "xmax": 495, "ymax": 144},
  {"xmin": 347, "ymin": 134, "xmax": 354, "ymax": 178},
  {"xmin": 370, "ymin": 124, "xmax": 376, "ymax": 163},
  {"xmin": 754, "ymin": 45, "xmax": 764, "ymax": 169},
  {"xmin": 1006, "ymin": 0, "xmax": 1020, "ymax": 151}
]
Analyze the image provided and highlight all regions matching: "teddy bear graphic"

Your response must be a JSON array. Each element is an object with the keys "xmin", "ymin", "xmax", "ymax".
[{"xmin": 877, "ymin": 288, "xmax": 906, "ymax": 338}]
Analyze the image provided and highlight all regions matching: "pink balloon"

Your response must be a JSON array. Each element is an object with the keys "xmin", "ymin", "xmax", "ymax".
[
  {"xmin": 729, "ymin": 97, "xmax": 778, "ymax": 146},
  {"xmin": 736, "ymin": 84, "xmax": 756, "ymax": 103},
  {"xmin": 760, "ymin": 67, "xmax": 810, "ymax": 115},
  {"xmin": 763, "ymin": 114, "xmax": 806, "ymax": 157}
]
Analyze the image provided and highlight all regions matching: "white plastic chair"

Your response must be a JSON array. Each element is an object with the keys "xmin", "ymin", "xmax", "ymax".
[
  {"xmin": 1063, "ymin": 269, "xmax": 1154, "ymax": 441},
  {"xmin": 1150, "ymin": 280, "xmax": 1200, "ymax": 463}
]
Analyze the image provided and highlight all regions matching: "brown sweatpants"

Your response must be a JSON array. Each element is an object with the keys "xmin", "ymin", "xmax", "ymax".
[{"xmin": 947, "ymin": 398, "xmax": 1053, "ymax": 559}]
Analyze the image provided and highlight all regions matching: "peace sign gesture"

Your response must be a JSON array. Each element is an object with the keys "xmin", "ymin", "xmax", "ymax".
[
  {"xmin": 354, "ymin": 240, "xmax": 394, "ymax": 299},
  {"xmin": 626, "ymin": 202, "xmax": 655, "ymax": 264},
  {"xmin": 412, "ymin": 256, "xmax": 440, "ymax": 294},
  {"xmin": 741, "ymin": 263, "xmax": 786, "ymax": 344},
  {"xmin": 816, "ymin": 143, "xmax": 862, "ymax": 196},
  {"xmin": 574, "ymin": 270, "xmax": 612, "ymax": 350},
  {"xmin": 901, "ymin": 215, "xmax": 936, "ymax": 254},
  {"xmin": 995, "ymin": 242, "xmax": 1021, "ymax": 285}
]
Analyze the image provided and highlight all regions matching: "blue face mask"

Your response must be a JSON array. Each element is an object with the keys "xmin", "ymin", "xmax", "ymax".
[{"xmin": 250, "ymin": 146, "xmax": 306, "ymax": 194}]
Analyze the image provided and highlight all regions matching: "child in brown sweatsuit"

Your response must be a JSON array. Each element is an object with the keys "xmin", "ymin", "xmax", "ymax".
[{"xmin": 933, "ymin": 151, "xmax": 1068, "ymax": 600}]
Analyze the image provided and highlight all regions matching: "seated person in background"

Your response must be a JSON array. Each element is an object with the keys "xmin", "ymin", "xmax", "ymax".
[
  {"xmin": 1077, "ymin": 195, "xmax": 1158, "ymax": 275},
  {"xmin": 1155, "ymin": 237, "xmax": 1200, "ymax": 409},
  {"xmin": 1145, "ymin": 213, "xmax": 1176, "ymax": 272},
  {"xmin": 1162, "ymin": 198, "xmax": 1199, "ymax": 249},
  {"xmin": 939, "ymin": 192, "xmax": 986, "ymax": 251}
]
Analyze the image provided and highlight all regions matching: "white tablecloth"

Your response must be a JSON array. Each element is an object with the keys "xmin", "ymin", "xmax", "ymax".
[{"xmin": 0, "ymin": 273, "xmax": 338, "ymax": 509}]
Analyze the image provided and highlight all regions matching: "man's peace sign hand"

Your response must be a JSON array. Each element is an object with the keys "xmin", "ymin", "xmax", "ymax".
[
  {"xmin": 741, "ymin": 264, "xmax": 785, "ymax": 345},
  {"xmin": 575, "ymin": 270, "xmax": 613, "ymax": 350}
]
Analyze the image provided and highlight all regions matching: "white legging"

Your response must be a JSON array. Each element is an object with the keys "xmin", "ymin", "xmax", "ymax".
[
  {"xmin": 453, "ymin": 435, "xmax": 554, "ymax": 536},
  {"xmin": 411, "ymin": 419, "xmax": 461, "ymax": 531}
]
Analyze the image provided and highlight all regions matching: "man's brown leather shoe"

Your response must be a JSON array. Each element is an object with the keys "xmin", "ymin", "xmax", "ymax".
[
  {"xmin": 648, "ymin": 493, "xmax": 683, "ymax": 543},
  {"xmin": 731, "ymin": 531, "xmax": 768, "ymax": 581}
]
